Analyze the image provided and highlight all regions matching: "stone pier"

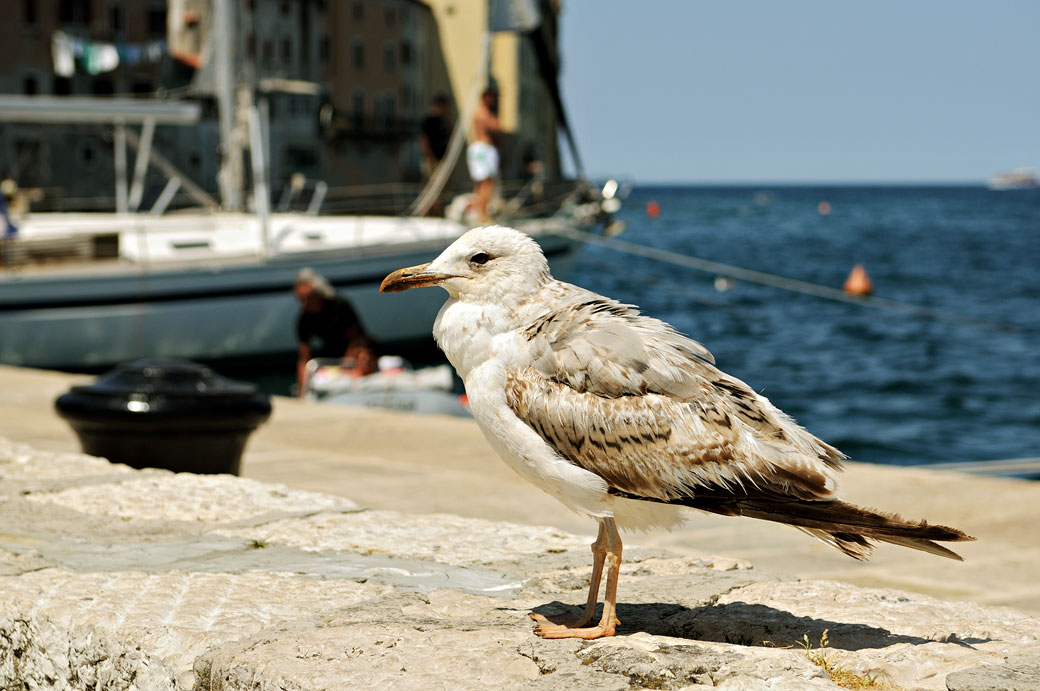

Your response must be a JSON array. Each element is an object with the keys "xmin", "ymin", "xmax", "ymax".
[{"xmin": 1, "ymin": 364, "xmax": 1038, "ymax": 689}]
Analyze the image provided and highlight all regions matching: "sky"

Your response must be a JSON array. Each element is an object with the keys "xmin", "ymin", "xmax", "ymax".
[{"xmin": 557, "ymin": 1, "xmax": 1040, "ymax": 184}]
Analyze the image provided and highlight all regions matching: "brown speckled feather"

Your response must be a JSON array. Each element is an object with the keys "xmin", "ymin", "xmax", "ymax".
[
  {"xmin": 507, "ymin": 289, "xmax": 845, "ymax": 503},
  {"xmin": 505, "ymin": 287, "xmax": 972, "ymax": 559}
]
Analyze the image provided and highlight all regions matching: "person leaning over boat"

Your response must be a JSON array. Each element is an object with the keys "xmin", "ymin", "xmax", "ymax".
[
  {"xmin": 293, "ymin": 268, "xmax": 376, "ymax": 397},
  {"xmin": 467, "ymin": 86, "xmax": 501, "ymax": 224}
]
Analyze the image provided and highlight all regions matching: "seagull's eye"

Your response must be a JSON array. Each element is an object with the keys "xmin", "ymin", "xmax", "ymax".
[{"xmin": 469, "ymin": 252, "xmax": 491, "ymax": 266}]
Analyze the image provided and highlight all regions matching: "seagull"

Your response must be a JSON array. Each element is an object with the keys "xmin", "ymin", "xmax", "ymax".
[{"xmin": 380, "ymin": 225, "xmax": 974, "ymax": 640}]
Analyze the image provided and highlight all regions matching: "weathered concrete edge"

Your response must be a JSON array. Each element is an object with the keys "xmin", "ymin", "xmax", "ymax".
[{"xmin": 2, "ymin": 436, "xmax": 1040, "ymax": 690}]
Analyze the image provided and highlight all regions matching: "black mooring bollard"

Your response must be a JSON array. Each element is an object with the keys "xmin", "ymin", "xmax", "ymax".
[{"xmin": 55, "ymin": 360, "xmax": 272, "ymax": 475}]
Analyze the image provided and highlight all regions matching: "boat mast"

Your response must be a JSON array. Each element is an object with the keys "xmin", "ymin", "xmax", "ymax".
[{"xmin": 213, "ymin": 0, "xmax": 244, "ymax": 211}]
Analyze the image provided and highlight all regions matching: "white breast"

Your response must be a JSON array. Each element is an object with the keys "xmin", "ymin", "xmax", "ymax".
[
  {"xmin": 459, "ymin": 333, "xmax": 611, "ymax": 519},
  {"xmin": 433, "ymin": 300, "xmax": 492, "ymax": 379}
]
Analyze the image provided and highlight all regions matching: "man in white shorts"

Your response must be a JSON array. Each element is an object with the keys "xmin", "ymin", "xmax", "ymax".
[{"xmin": 467, "ymin": 87, "xmax": 501, "ymax": 223}]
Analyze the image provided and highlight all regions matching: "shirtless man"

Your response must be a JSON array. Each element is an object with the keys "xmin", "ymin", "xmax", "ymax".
[{"xmin": 467, "ymin": 88, "xmax": 501, "ymax": 224}]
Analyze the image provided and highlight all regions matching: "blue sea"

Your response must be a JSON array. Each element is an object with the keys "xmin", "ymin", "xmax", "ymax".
[{"xmin": 567, "ymin": 185, "xmax": 1040, "ymax": 468}]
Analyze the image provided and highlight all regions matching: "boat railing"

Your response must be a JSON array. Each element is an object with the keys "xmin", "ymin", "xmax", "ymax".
[
  {"xmin": 0, "ymin": 175, "xmax": 604, "ymax": 272},
  {"xmin": 274, "ymin": 178, "xmax": 590, "ymax": 219}
]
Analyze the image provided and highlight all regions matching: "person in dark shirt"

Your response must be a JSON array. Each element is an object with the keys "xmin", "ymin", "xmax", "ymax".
[
  {"xmin": 420, "ymin": 93, "xmax": 452, "ymax": 216},
  {"xmin": 293, "ymin": 268, "xmax": 376, "ymax": 396}
]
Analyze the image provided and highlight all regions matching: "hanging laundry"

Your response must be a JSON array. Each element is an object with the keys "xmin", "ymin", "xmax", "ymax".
[
  {"xmin": 83, "ymin": 42, "xmax": 120, "ymax": 74},
  {"xmin": 51, "ymin": 31, "xmax": 76, "ymax": 77},
  {"xmin": 117, "ymin": 43, "xmax": 143, "ymax": 64},
  {"xmin": 145, "ymin": 42, "xmax": 166, "ymax": 64},
  {"xmin": 51, "ymin": 31, "xmax": 168, "ymax": 76},
  {"xmin": 0, "ymin": 194, "xmax": 17, "ymax": 237}
]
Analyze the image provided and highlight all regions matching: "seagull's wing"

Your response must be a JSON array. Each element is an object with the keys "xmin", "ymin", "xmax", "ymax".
[
  {"xmin": 507, "ymin": 287, "xmax": 973, "ymax": 561},
  {"xmin": 508, "ymin": 284, "xmax": 845, "ymax": 504}
]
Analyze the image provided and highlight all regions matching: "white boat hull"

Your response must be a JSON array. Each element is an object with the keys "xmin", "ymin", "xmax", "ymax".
[{"xmin": 0, "ymin": 213, "xmax": 586, "ymax": 369}]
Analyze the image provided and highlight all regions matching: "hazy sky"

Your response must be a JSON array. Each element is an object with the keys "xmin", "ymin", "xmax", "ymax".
[{"xmin": 557, "ymin": 1, "xmax": 1039, "ymax": 184}]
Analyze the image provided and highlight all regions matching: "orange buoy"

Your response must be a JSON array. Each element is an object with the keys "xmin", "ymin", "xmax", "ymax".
[
  {"xmin": 646, "ymin": 200, "xmax": 661, "ymax": 218},
  {"xmin": 843, "ymin": 264, "xmax": 873, "ymax": 296},
  {"xmin": 818, "ymin": 200, "xmax": 831, "ymax": 216}
]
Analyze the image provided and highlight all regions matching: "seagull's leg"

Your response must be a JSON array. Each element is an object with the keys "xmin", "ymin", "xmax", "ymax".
[
  {"xmin": 531, "ymin": 520, "xmax": 608, "ymax": 631},
  {"xmin": 576, "ymin": 520, "xmax": 610, "ymax": 626},
  {"xmin": 597, "ymin": 517, "xmax": 623, "ymax": 631},
  {"xmin": 532, "ymin": 518, "xmax": 622, "ymax": 639}
]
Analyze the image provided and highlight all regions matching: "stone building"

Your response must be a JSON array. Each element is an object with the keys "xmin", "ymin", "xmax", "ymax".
[
  {"xmin": 0, "ymin": 0, "xmax": 567, "ymax": 212},
  {"xmin": 0, "ymin": 1, "xmax": 179, "ymax": 207}
]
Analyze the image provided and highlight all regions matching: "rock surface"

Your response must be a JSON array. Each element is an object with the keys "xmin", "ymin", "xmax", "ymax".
[
  {"xmin": 1, "ymin": 436, "xmax": 1038, "ymax": 690},
  {"xmin": 945, "ymin": 654, "xmax": 1040, "ymax": 691}
]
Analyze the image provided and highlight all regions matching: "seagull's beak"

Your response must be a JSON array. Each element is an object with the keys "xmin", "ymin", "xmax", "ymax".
[{"xmin": 380, "ymin": 263, "xmax": 453, "ymax": 293}]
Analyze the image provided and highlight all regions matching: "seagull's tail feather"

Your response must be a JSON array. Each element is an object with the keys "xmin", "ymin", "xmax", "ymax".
[
  {"xmin": 716, "ymin": 497, "xmax": 974, "ymax": 561},
  {"xmin": 632, "ymin": 486, "xmax": 974, "ymax": 560},
  {"xmin": 791, "ymin": 525, "xmax": 967, "ymax": 561}
]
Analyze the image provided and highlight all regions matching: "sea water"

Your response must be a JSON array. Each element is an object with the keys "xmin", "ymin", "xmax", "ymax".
[{"xmin": 570, "ymin": 185, "xmax": 1040, "ymax": 467}]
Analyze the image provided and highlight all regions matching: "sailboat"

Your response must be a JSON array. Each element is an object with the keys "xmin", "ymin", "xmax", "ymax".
[{"xmin": 0, "ymin": 0, "xmax": 620, "ymax": 371}]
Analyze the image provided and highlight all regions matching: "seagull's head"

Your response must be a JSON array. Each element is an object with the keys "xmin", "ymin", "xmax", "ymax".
[{"xmin": 380, "ymin": 225, "xmax": 551, "ymax": 304}]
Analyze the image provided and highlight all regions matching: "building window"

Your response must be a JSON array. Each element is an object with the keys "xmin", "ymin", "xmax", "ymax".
[
  {"xmin": 351, "ymin": 88, "xmax": 364, "ymax": 127},
  {"xmin": 281, "ymin": 37, "xmax": 292, "ymax": 62},
  {"xmin": 287, "ymin": 146, "xmax": 318, "ymax": 170},
  {"xmin": 384, "ymin": 7, "xmax": 395, "ymax": 26},
  {"xmin": 23, "ymin": 0, "xmax": 38, "ymax": 24},
  {"xmin": 59, "ymin": 0, "xmax": 92, "ymax": 24},
  {"xmin": 22, "ymin": 76, "xmax": 38, "ymax": 95},
  {"xmin": 246, "ymin": 32, "xmax": 256, "ymax": 59},
  {"xmin": 147, "ymin": 7, "xmax": 166, "ymax": 37},
  {"xmin": 92, "ymin": 77, "xmax": 115, "ymax": 95},
  {"xmin": 54, "ymin": 77, "xmax": 71, "ymax": 95},
  {"xmin": 262, "ymin": 40, "xmax": 273, "ymax": 68},
  {"xmin": 319, "ymin": 35, "xmax": 330, "ymax": 63},
  {"xmin": 376, "ymin": 92, "xmax": 395, "ymax": 127},
  {"xmin": 351, "ymin": 38, "xmax": 364, "ymax": 70},
  {"xmin": 400, "ymin": 41, "xmax": 412, "ymax": 66},
  {"xmin": 11, "ymin": 139, "xmax": 43, "ymax": 186},
  {"xmin": 78, "ymin": 140, "xmax": 96, "ymax": 168},
  {"xmin": 383, "ymin": 43, "xmax": 395, "ymax": 74},
  {"xmin": 352, "ymin": 1, "xmax": 363, "ymax": 22},
  {"xmin": 280, "ymin": 0, "xmax": 290, "ymax": 14},
  {"xmin": 110, "ymin": 5, "xmax": 124, "ymax": 34}
]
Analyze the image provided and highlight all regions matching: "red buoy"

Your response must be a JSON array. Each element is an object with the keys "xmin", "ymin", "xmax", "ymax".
[{"xmin": 646, "ymin": 200, "xmax": 661, "ymax": 218}]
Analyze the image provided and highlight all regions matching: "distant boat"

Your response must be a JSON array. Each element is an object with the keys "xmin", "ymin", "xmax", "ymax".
[{"xmin": 988, "ymin": 168, "xmax": 1038, "ymax": 190}]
